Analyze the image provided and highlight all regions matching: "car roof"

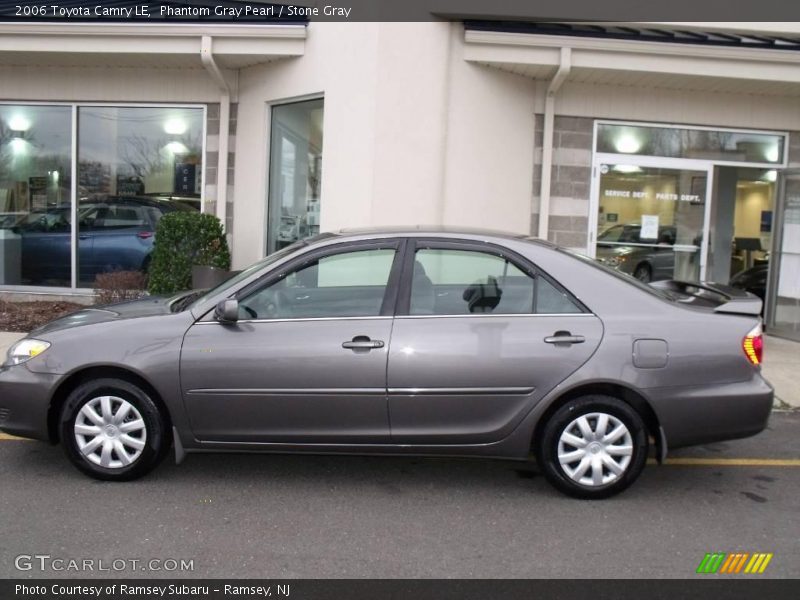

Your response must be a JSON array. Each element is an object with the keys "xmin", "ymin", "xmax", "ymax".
[
  {"xmin": 80, "ymin": 196, "xmax": 197, "ymax": 211},
  {"xmin": 331, "ymin": 226, "xmax": 554, "ymax": 246}
]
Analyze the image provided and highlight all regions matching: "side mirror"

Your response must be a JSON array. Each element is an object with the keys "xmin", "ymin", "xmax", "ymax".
[{"xmin": 215, "ymin": 299, "xmax": 239, "ymax": 323}]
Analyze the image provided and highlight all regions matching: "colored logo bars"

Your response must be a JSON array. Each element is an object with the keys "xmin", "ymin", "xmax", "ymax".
[{"xmin": 696, "ymin": 552, "xmax": 773, "ymax": 574}]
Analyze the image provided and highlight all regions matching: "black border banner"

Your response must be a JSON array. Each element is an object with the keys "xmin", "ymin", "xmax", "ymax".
[
  {"xmin": 5, "ymin": 0, "xmax": 800, "ymax": 22},
  {"xmin": 3, "ymin": 579, "xmax": 800, "ymax": 600}
]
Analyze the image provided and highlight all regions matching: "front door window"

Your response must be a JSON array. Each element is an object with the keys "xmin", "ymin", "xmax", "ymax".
[{"xmin": 238, "ymin": 247, "xmax": 395, "ymax": 320}]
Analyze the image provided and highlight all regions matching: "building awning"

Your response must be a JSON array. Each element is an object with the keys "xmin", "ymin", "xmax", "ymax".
[
  {"xmin": 464, "ymin": 22, "xmax": 800, "ymax": 96},
  {"xmin": 0, "ymin": 21, "xmax": 306, "ymax": 70}
]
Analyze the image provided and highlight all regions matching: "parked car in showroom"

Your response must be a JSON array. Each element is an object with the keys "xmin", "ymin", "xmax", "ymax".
[
  {"xmin": 595, "ymin": 223, "xmax": 678, "ymax": 282},
  {"xmin": 15, "ymin": 196, "xmax": 196, "ymax": 284},
  {"xmin": 730, "ymin": 262, "xmax": 769, "ymax": 317},
  {"xmin": 0, "ymin": 229, "xmax": 772, "ymax": 498}
]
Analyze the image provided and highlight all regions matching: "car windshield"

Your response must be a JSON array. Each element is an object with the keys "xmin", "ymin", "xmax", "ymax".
[{"xmin": 597, "ymin": 225, "xmax": 641, "ymax": 243}]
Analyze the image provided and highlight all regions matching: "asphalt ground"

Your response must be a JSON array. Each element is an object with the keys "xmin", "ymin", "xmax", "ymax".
[{"xmin": 0, "ymin": 411, "xmax": 798, "ymax": 579}]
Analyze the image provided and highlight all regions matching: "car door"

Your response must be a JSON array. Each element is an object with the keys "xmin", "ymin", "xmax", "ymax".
[
  {"xmin": 83, "ymin": 202, "xmax": 151, "ymax": 277},
  {"xmin": 387, "ymin": 239, "xmax": 604, "ymax": 444},
  {"xmin": 180, "ymin": 239, "xmax": 405, "ymax": 444},
  {"xmin": 19, "ymin": 209, "xmax": 83, "ymax": 285}
]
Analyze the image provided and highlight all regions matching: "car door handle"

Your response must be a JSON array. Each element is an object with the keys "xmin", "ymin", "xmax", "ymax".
[
  {"xmin": 342, "ymin": 336, "xmax": 385, "ymax": 350},
  {"xmin": 544, "ymin": 331, "xmax": 585, "ymax": 345}
]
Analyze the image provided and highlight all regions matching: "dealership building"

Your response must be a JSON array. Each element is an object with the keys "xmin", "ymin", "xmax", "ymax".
[{"xmin": 1, "ymin": 14, "xmax": 799, "ymax": 339}]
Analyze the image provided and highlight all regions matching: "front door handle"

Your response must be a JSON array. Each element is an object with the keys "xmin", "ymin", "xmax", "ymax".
[
  {"xmin": 342, "ymin": 336, "xmax": 385, "ymax": 350},
  {"xmin": 544, "ymin": 331, "xmax": 585, "ymax": 345}
]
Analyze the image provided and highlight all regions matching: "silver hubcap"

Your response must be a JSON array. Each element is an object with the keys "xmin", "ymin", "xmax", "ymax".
[
  {"xmin": 74, "ymin": 396, "xmax": 147, "ymax": 469},
  {"xmin": 557, "ymin": 412, "xmax": 633, "ymax": 487}
]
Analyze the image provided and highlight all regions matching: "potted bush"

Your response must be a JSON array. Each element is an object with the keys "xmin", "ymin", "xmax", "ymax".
[{"xmin": 147, "ymin": 212, "xmax": 232, "ymax": 295}]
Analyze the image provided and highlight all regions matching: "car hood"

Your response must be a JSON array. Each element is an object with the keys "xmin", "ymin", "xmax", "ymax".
[
  {"xmin": 31, "ymin": 293, "xmax": 193, "ymax": 336},
  {"xmin": 595, "ymin": 245, "xmax": 634, "ymax": 258}
]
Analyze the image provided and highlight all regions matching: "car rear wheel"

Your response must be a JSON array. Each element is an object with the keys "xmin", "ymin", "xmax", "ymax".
[
  {"xmin": 536, "ymin": 395, "xmax": 648, "ymax": 499},
  {"xmin": 633, "ymin": 263, "xmax": 652, "ymax": 283},
  {"xmin": 60, "ymin": 378, "xmax": 169, "ymax": 481}
]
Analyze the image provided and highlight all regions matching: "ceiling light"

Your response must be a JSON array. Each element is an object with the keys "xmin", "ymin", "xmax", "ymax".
[
  {"xmin": 764, "ymin": 170, "xmax": 777, "ymax": 182},
  {"xmin": 10, "ymin": 138, "xmax": 27, "ymax": 154},
  {"xmin": 613, "ymin": 165, "xmax": 642, "ymax": 173},
  {"xmin": 8, "ymin": 114, "xmax": 31, "ymax": 132},
  {"xmin": 164, "ymin": 118, "xmax": 187, "ymax": 135},
  {"xmin": 765, "ymin": 146, "xmax": 779, "ymax": 163},
  {"xmin": 165, "ymin": 141, "xmax": 188, "ymax": 155},
  {"xmin": 615, "ymin": 133, "xmax": 641, "ymax": 154}
]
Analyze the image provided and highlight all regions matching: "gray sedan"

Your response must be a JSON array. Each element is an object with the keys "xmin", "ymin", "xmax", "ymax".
[{"xmin": 0, "ymin": 229, "xmax": 773, "ymax": 498}]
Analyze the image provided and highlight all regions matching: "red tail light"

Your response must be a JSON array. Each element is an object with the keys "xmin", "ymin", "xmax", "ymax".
[
  {"xmin": 742, "ymin": 323, "xmax": 763, "ymax": 366},
  {"xmin": 137, "ymin": 231, "xmax": 154, "ymax": 240}
]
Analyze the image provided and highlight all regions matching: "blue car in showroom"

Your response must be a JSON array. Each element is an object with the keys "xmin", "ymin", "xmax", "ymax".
[{"xmin": 15, "ymin": 196, "xmax": 196, "ymax": 285}]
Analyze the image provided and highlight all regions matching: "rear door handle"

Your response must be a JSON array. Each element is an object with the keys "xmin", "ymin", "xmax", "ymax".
[
  {"xmin": 342, "ymin": 336, "xmax": 385, "ymax": 350},
  {"xmin": 544, "ymin": 331, "xmax": 585, "ymax": 345}
]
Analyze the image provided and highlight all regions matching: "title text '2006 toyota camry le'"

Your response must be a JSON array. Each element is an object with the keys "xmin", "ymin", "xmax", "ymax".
[{"xmin": 0, "ymin": 229, "xmax": 772, "ymax": 498}]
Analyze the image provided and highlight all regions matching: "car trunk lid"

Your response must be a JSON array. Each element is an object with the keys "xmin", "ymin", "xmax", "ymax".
[{"xmin": 649, "ymin": 280, "xmax": 763, "ymax": 316}]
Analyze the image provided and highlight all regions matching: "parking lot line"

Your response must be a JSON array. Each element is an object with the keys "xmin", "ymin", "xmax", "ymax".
[
  {"xmin": 0, "ymin": 433, "xmax": 28, "ymax": 441},
  {"xmin": 650, "ymin": 458, "xmax": 800, "ymax": 467}
]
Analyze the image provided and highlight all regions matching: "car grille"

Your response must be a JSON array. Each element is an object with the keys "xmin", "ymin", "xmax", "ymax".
[{"xmin": 0, "ymin": 408, "xmax": 9, "ymax": 423}]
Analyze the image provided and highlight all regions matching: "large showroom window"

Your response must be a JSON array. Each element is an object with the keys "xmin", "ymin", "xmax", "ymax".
[
  {"xmin": 77, "ymin": 106, "xmax": 204, "ymax": 286},
  {"xmin": 0, "ymin": 105, "xmax": 73, "ymax": 287},
  {"xmin": 266, "ymin": 98, "xmax": 324, "ymax": 255},
  {"xmin": 0, "ymin": 103, "xmax": 204, "ymax": 290}
]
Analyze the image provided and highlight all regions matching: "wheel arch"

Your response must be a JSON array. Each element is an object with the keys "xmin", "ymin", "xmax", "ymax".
[
  {"xmin": 532, "ymin": 381, "xmax": 664, "ymax": 460},
  {"xmin": 47, "ymin": 365, "xmax": 173, "ymax": 444}
]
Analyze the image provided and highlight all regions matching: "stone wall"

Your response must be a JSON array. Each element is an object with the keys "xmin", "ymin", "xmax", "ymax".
[
  {"xmin": 204, "ymin": 102, "xmax": 238, "ymax": 236},
  {"xmin": 532, "ymin": 114, "xmax": 594, "ymax": 249}
]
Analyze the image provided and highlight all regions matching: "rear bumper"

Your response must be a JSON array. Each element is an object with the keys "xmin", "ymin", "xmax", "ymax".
[
  {"xmin": 0, "ymin": 364, "xmax": 58, "ymax": 441},
  {"xmin": 648, "ymin": 373, "xmax": 774, "ymax": 450}
]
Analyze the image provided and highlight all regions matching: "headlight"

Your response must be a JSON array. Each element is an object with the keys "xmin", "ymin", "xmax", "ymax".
[
  {"xmin": 6, "ymin": 339, "xmax": 51, "ymax": 366},
  {"xmin": 605, "ymin": 255, "xmax": 628, "ymax": 267}
]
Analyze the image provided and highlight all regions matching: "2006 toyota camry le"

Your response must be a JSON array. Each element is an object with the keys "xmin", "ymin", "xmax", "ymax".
[{"xmin": 0, "ymin": 229, "xmax": 773, "ymax": 498}]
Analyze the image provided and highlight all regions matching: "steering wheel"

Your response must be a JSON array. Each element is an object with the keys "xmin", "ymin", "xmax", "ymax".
[{"xmin": 242, "ymin": 289, "xmax": 285, "ymax": 320}]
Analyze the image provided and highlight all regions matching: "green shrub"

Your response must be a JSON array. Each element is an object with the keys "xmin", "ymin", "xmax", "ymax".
[{"xmin": 147, "ymin": 212, "xmax": 231, "ymax": 295}]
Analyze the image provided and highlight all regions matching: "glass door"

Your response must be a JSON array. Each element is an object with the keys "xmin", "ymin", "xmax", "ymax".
[
  {"xmin": 590, "ymin": 156, "xmax": 713, "ymax": 282},
  {"xmin": 767, "ymin": 170, "xmax": 800, "ymax": 340}
]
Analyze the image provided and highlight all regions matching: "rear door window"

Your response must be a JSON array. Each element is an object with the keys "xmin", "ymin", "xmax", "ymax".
[{"xmin": 409, "ymin": 247, "xmax": 583, "ymax": 316}]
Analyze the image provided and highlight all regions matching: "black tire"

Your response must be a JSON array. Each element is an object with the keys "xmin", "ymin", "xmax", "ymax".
[
  {"xmin": 60, "ymin": 378, "xmax": 170, "ymax": 481},
  {"xmin": 633, "ymin": 263, "xmax": 652, "ymax": 283},
  {"xmin": 536, "ymin": 395, "xmax": 648, "ymax": 499}
]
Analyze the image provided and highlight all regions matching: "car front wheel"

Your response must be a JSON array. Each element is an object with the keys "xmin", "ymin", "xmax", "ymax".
[
  {"xmin": 536, "ymin": 395, "xmax": 648, "ymax": 499},
  {"xmin": 60, "ymin": 378, "xmax": 169, "ymax": 481}
]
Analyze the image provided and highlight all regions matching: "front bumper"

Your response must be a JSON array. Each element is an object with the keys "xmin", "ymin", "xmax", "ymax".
[
  {"xmin": 0, "ymin": 363, "xmax": 59, "ymax": 441},
  {"xmin": 648, "ymin": 373, "xmax": 774, "ymax": 450}
]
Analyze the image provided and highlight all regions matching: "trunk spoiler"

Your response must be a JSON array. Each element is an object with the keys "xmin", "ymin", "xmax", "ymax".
[{"xmin": 650, "ymin": 280, "xmax": 763, "ymax": 316}]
